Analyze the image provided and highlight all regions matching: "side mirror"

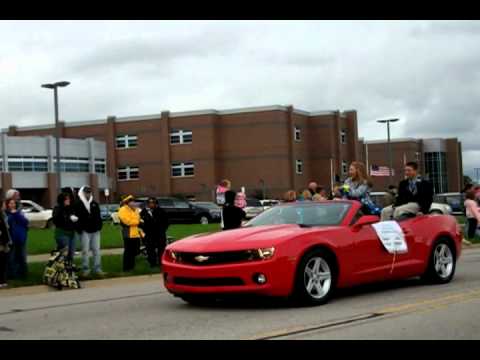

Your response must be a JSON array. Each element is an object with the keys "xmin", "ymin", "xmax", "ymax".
[{"xmin": 352, "ymin": 215, "xmax": 380, "ymax": 230}]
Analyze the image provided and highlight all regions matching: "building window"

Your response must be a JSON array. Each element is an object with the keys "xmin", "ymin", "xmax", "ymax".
[
  {"xmin": 54, "ymin": 157, "xmax": 90, "ymax": 173},
  {"xmin": 171, "ymin": 162, "xmax": 194, "ymax": 177},
  {"xmin": 8, "ymin": 156, "xmax": 48, "ymax": 172},
  {"xmin": 424, "ymin": 152, "xmax": 448, "ymax": 194},
  {"xmin": 294, "ymin": 126, "xmax": 301, "ymax": 142},
  {"xmin": 117, "ymin": 166, "xmax": 139, "ymax": 181},
  {"xmin": 170, "ymin": 129, "xmax": 193, "ymax": 145},
  {"xmin": 296, "ymin": 160, "xmax": 303, "ymax": 175},
  {"xmin": 341, "ymin": 129, "xmax": 347, "ymax": 144},
  {"xmin": 116, "ymin": 135, "xmax": 138, "ymax": 149},
  {"xmin": 342, "ymin": 160, "xmax": 348, "ymax": 175},
  {"xmin": 95, "ymin": 158, "xmax": 106, "ymax": 174}
]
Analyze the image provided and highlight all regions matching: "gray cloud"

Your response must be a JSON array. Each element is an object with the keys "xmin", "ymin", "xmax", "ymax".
[{"xmin": 1, "ymin": 20, "xmax": 479, "ymax": 177}]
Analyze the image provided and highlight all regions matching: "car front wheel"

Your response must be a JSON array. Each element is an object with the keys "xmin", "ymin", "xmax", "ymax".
[
  {"xmin": 293, "ymin": 249, "xmax": 337, "ymax": 306},
  {"xmin": 422, "ymin": 238, "xmax": 456, "ymax": 284}
]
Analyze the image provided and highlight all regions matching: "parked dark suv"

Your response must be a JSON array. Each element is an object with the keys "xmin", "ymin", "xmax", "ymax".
[{"xmin": 137, "ymin": 197, "xmax": 214, "ymax": 224}]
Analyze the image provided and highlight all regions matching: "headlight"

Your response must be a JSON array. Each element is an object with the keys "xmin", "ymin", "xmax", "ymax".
[
  {"xmin": 248, "ymin": 247, "xmax": 275, "ymax": 260},
  {"xmin": 166, "ymin": 249, "xmax": 177, "ymax": 261}
]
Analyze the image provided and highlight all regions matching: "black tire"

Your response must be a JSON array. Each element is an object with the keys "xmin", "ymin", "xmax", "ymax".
[
  {"xmin": 421, "ymin": 238, "xmax": 456, "ymax": 284},
  {"xmin": 198, "ymin": 214, "xmax": 210, "ymax": 225},
  {"xmin": 292, "ymin": 248, "xmax": 337, "ymax": 306}
]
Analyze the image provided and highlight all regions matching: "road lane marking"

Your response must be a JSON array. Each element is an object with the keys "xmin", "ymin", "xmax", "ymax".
[{"xmin": 247, "ymin": 288, "xmax": 480, "ymax": 340}]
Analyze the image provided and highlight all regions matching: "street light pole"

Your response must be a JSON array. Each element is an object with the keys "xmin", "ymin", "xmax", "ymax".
[
  {"xmin": 42, "ymin": 81, "xmax": 70, "ymax": 195},
  {"xmin": 53, "ymin": 86, "xmax": 61, "ymax": 194},
  {"xmin": 377, "ymin": 118, "xmax": 399, "ymax": 186}
]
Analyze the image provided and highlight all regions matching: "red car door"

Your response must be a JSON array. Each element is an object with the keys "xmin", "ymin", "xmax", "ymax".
[
  {"xmin": 350, "ymin": 223, "xmax": 394, "ymax": 284},
  {"xmin": 389, "ymin": 220, "xmax": 425, "ymax": 278}
]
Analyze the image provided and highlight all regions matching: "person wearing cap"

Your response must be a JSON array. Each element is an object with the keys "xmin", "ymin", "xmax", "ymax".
[
  {"xmin": 118, "ymin": 195, "xmax": 143, "ymax": 271},
  {"xmin": 74, "ymin": 186, "xmax": 104, "ymax": 277}
]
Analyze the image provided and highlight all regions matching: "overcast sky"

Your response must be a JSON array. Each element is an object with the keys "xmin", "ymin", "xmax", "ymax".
[{"xmin": 1, "ymin": 20, "xmax": 479, "ymax": 178}]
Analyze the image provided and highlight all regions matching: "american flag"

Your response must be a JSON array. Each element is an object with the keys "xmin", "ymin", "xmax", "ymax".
[{"xmin": 370, "ymin": 165, "xmax": 394, "ymax": 177}]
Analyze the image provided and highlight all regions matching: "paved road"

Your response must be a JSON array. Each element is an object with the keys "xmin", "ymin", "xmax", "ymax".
[{"xmin": 1, "ymin": 248, "xmax": 480, "ymax": 340}]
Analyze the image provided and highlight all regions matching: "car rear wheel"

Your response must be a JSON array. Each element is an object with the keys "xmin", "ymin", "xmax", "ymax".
[
  {"xmin": 199, "ymin": 215, "xmax": 210, "ymax": 225},
  {"xmin": 293, "ymin": 249, "xmax": 337, "ymax": 306},
  {"xmin": 422, "ymin": 238, "xmax": 456, "ymax": 284}
]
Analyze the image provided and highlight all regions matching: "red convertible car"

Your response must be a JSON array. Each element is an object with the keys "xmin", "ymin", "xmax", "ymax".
[{"xmin": 162, "ymin": 201, "xmax": 462, "ymax": 306}]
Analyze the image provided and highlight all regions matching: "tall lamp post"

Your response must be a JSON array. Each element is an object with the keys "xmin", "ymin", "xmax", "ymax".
[
  {"xmin": 377, "ymin": 118, "xmax": 399, "ymax": 186},
  {"xmin": 41, "ymin": 81, "xmax": 70, "ymax": 194}
]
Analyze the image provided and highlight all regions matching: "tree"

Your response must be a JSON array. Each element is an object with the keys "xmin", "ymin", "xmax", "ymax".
[{"xmin": 464, "ymin": 175, "xmax": 474, "ymax": 186}]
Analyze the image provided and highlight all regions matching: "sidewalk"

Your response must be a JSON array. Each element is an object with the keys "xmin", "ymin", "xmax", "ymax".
[{"xmin": 28, "ymin": 248, "xmax": 124, "ymax": 263}]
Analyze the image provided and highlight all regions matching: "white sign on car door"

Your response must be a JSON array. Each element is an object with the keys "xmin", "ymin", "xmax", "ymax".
[{"xmin": 371, "ymin": 221, "xmax": 408, "ymax": 254}]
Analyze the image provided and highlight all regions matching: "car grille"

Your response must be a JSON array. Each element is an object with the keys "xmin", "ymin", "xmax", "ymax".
[
  {"xmin": 175, "ymin": 251, "xmax": 254, "ymax": 266},
  {"xmin": 173, "ymin": 277, "xmax": 244, "ymax": 287}
]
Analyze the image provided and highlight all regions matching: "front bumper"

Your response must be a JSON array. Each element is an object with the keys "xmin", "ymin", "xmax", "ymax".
[{"xmin": 162, "ymin": 257, "xmax": 295, "ymax": 297}]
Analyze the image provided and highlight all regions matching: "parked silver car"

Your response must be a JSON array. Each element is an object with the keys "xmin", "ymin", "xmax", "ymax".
[
  {"xmin": 369, "ymin": 192, "xmax": 452, "ymax": 215},
  {"xmin": 244, "ymin": 198, "xmax": 265, "ymax": 219}
]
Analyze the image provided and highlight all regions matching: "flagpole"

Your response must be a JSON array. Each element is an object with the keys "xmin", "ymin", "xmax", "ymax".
[
  {"xmin": 365, "ymin": 142, "xmax": 369, "ymax": 175},
  {"xmin": 330, "ymin": 158, "xmax": 334, "ymax": 191}
]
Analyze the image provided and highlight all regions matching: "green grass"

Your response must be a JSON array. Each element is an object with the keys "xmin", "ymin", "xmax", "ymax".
[
  {"xmin": 27, "ymin": 222, "xmax": 221, "ymax": 255},
  {"xmin": 6, "ymin": 254, "xmax": 161, "ymax": 289}
]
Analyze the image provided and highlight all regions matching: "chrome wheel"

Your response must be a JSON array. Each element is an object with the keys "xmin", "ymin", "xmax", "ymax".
[
  {"xmin": 200, "ymin": 216, "xmax": 209, "ymax": 225},
  {"xmin": 434, "ymin": 243, "xmax": 453, "ymax": 279},
  {"xmin": 304, "ymin": 257, "xmax": 332, "ymax": 300}
]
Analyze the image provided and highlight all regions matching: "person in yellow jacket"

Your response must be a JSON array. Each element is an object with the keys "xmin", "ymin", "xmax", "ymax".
[{"xmin": 118, "ymin": 195, "xmax": 144, "ymax": 271}]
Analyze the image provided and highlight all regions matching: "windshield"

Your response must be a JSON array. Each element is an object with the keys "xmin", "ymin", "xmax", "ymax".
[{"xmin": 246, "ymin": 203, "xmax": 351, "ymax": 227}]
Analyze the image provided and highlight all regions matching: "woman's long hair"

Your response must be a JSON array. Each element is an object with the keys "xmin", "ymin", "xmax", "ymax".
[{"xmin": 350, "ymin": 161, "xmax": 372, "ymax": 186}]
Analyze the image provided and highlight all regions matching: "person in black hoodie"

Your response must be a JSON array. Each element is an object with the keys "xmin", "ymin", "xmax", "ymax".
[
  {"xmin": 74, "ymin": 186, "xmax": 104, "ymax": 277},
  {"xmin": 52, "ymin": 192, "xmax": 78, "ymax": 261},
  {"xmin": 140, "ymin": 197, "xmax": 169, "ymax": 267},
  {"xmin": 222, "ymin": 190, "xmax": 246, "ymax": 231}
]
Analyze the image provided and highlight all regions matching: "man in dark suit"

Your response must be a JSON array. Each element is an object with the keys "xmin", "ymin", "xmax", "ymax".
[{"xmin": 381, "ymin": 162, "xmax": 434, "ymax": 221}]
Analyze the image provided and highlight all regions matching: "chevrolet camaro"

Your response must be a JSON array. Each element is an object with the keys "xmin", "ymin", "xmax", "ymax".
[{"xmin": 162, "ymin": 201, "xmax": 462, "ymax": 306}]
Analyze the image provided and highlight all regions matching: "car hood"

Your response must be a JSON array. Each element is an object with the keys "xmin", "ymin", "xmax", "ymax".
[{"xmin": 168, "ymin": 224, "xmax": 340, "ymax": 253}]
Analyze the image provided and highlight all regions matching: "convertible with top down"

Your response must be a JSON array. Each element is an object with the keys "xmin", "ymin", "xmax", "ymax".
[{"xmin": 162, "ymin": 200, "xmax": 462, "ymax": 305}]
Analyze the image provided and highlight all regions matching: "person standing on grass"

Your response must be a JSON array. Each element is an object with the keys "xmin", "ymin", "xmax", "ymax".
[
  {"xmin": 0, "ymin": 206, "xmax": 12, "ymax": 288},
  {"xmin": 5, "ymin": 199, "xmax": 29, "ymax": 279},
  {"xmin": 464, "ymin": 190, "xmax": 480, "ymax": 240},
  {"xmin": 140, "ymin": 197, "xmax": 169, "ymax": 268},
  {"xmin": 118, "ymin": 195, "xmax": 143, "ymax": 271},
  {"xmin": 75, "ymin": 186, "xmax": 104, "ymax": 277},
  {"xmin": 5, "ymin": 189, "xmax": 22, "ymax": 210},
  {"xmin": 52, "ymin": 192, "xmax": 78, "ymax": 260}
]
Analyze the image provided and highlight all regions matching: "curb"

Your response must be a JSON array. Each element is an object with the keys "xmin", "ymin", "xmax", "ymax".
[{"xmin": 0, "ymin": 273, "xmax": 163, "ymax": 297}]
